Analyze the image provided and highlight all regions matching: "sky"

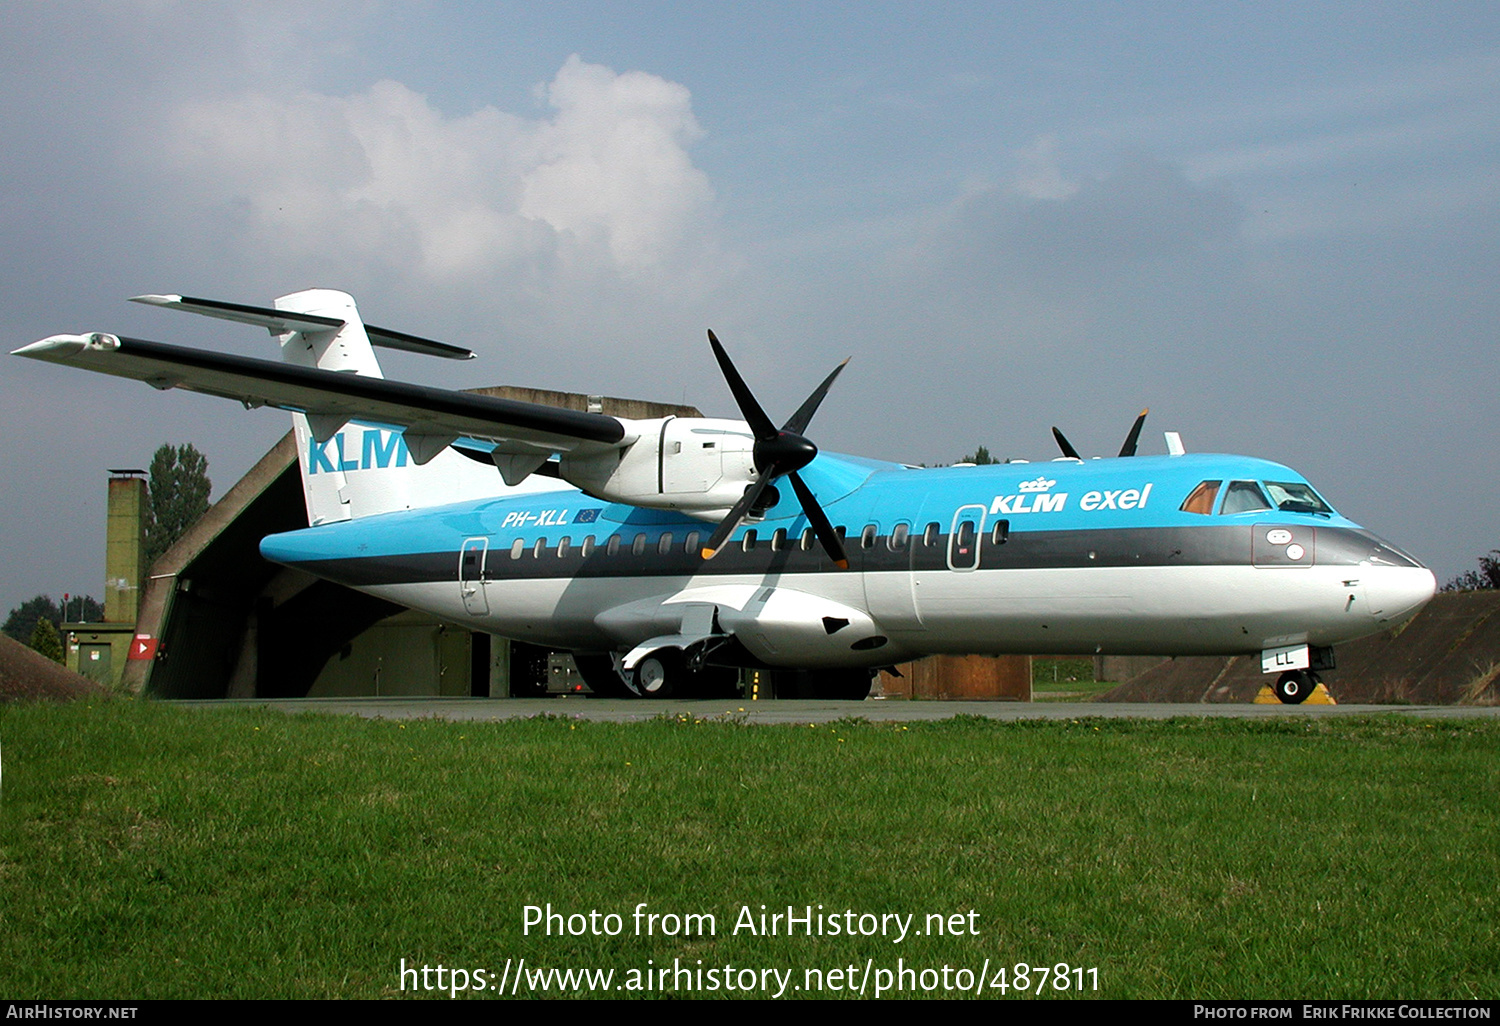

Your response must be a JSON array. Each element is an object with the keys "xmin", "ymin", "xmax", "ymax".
[{"xmin": 2, "ymin": 1, "xmax": 1497, "ymax": 614}]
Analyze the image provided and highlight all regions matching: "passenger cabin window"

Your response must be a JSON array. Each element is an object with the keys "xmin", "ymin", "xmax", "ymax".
[
  {"xmin": 771, "ymin": 528, "xmax": 786, "ymax": 551},
  {"xmin": 1220, "ymin": 481, "xmax": 1272, "ymax": 515},
  {"xmin": 924, "ymin": 522, "xmax": 941, "ymax": 546},
  {"xmin": 990, "ymin": 520, "xmax": 1010, "ymax": 545},
  {"xmin": 606, "ymin": 535, "xmax": 620, "ymax": 556},
  {"xmin": 581, "ymin": 536, "xmax": 595, "ymax": 558},
  {"xmin": 1180, "ymin": 480, "xmax": 1222, "ymax": 515},
  {"xmin": 557, "ymin": 536, "xmax": 571, "ymax": 558},
  {"xmin": 657, "ymin": 533, "xmax": 673, "ymax": 556},
  {"xmin": 742, "ymin": 530, "xmax": 758, "ymax": 552},
  {"xmin": 684, "ymin": 531, "xmax": 700, "ymax": 553},
  {"xmin": 800, "ymin": 528, "xmax": 816, "ymax": 551},
  {"xmin": 889, "ymin": 523, "xmax": 909, "ymax": 552},
  {"xmin": 532, "ymin": 537, "xmax": 547, "ymax": 558},
  {"xmin": 631, "ymin": 533, "xmax": 647, "ymax": 556},
  {"xmin": 510, "ymin": 539, "xmax": 524, "ymax": 560},
  {"xmin": 861, "ymin": 524, "xmax": 878, "ymax": 549}
]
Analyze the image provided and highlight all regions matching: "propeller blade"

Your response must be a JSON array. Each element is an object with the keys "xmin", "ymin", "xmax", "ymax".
[
  {"xmin": 707, "ymin": 330, "xmax": 777, "ymax": 441},
  {"xmin": 782, "ymin": 358, "xmax": 850, "ymax": 435},
  {"xmin": 1052, "ymin": 427, "xmax": 1080, "ymax": 460},
  {"xmin": 700, "ymin": 476, "xmax": 773, "ymax": 560},
  {"xmin": 788, "ymin": 471, "xmax": 849, "ymax": 569},
  {"xmin": 1118, "ymin": 408, "xmax": 1149, "ymax": 458},
  {"xmin": 702, "ymin": 328, "xmax": 850, "ymax": 568}
]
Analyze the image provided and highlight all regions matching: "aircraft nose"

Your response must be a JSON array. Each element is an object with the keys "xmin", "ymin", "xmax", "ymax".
[{"xmin": 1364, "ymin": 564, "xmax": 1437, "ymax": 625}]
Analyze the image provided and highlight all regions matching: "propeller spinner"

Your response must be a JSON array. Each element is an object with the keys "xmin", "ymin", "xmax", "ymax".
[{"xmin": 701, "ymin": 330, "xmax": 851, "ymax": 569}]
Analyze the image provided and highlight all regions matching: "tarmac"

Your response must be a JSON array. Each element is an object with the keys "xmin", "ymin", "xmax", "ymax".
[{"xmin": 173, "ymin": 696, "xmax": 1500, "ymax": 724}]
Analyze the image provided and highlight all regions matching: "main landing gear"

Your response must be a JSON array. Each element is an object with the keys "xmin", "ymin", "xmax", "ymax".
[
  {"xmin": 573, "ymin": 650, "xmax": 739, "ymax": 699},
  {"xmin": 630, "ymin": 650, "xmax": 741, "ymax": 698},
  {"xmin": 633, "ymin": 650, "xmax": 678, "ymax": 697},
  {"xmin": 1273, "ymin": 669, "xmax": 1321, "ymax": 705},
  {"xmin": 572, "ymin": 650, "xmax": 874, "ymax": 699}
]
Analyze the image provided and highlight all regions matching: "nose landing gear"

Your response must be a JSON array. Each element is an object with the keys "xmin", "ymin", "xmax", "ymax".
[{"xmin": 1273, "ymin": 669, "xmax": 1320, "ymax": 704}]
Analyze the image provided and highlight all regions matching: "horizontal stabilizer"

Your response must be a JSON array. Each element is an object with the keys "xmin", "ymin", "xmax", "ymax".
[{"xmin": 130, "ymin": 294, "xmax": 476, "ymax": 360}]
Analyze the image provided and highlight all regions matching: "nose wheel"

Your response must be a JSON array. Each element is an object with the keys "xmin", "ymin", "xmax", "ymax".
[{"xmin": 1274, "ymin": 669, "xmax": 1320, "ymax": 704}]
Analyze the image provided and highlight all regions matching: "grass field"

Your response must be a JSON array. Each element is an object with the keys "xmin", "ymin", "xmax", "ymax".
[{"xmin": 1, "ymin": 698, "xmax": 1496, "ymax": 1000}]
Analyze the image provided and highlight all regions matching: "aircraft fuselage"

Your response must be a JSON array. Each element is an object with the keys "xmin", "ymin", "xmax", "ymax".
[{"xmin": 259, "ymin": 450, "xmax": 1436, "ymax": 670}]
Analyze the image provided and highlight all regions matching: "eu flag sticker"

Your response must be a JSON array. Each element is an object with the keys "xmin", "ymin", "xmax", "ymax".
[{"xmin": 575, "ymin": 508, "xmax": 601, "ymax": 523}]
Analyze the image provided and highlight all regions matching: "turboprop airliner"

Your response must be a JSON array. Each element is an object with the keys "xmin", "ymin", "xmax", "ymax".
[{"xmin": 14, "ymin": 290, "xmax": 1436, "ymax": 702}]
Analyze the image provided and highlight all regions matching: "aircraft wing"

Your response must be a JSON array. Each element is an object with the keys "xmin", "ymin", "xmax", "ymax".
[{"xmin": 13, "ymin": 332, "xmax": 629, "ymax": 455}]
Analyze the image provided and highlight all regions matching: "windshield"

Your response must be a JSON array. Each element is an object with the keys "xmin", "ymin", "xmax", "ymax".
[
  {"xmin": 1221, "ymin": 480, "xmax": 1272, "ymax": 515},
  {"xmin": 1263, "ymin": 480, "xmax": 1334, "ymax": 515}
]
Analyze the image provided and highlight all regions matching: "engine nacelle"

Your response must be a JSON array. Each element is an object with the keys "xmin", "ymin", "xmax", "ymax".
[{"xmin": 559, "ymin": 416, "xmax": 759, "ymax": 515}]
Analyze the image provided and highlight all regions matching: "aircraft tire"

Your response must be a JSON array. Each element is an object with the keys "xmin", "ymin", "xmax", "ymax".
[
  {"xmin": 1274, "ymin": 670, "xmax": 1316, "ymax": 705},
  {"xmin": 633, "ymin": 651, "xmax": 680, "ymax": 699}
]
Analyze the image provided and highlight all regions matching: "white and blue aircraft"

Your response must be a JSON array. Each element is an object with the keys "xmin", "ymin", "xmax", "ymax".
[{"xmin": 15, "ymin": 289, "xmax": 1437, "ymax": 702}]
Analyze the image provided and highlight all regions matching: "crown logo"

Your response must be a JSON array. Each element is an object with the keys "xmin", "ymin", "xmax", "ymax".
[{"xmin": 1017, "ymin": 477, "xmax": 1056, "ymax": 493}]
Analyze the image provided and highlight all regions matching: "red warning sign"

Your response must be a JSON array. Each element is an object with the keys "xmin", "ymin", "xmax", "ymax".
[{"xmin": 129, "ymin": 635, "xmax": 158, "ymax": 661}]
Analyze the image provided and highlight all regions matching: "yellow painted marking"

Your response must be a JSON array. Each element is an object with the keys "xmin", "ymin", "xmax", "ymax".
[{"xmin": 1254, "ymin": 682, "xmax": 1337, "ymax": 705}]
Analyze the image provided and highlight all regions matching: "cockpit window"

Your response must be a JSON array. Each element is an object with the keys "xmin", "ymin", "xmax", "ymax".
[
  {"xmin": 1220, "ymin": 480, "xmax": 1272, "ymax": 515},
  {"xmin": 1180, "ymin": 480, "xmax": 1221, "ymax": 515},
  {"xmin": 1264, "ymin": 481, "xmax": 1334, "ymax": 515}
]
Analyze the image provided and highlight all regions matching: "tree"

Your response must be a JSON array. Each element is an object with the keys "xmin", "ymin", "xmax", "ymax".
[
  {"xmin": 59, "ymin": 594, "xmax": 105, "ymax": 624},
  {"xmin": 3, "ymin": 594, "xmax": 101, "ymax": 642},
  {"xmin": 958, "ymin": 445, "xmax": 1001, "ymax": 466},
  {"xmin": 1444, "ymin": 550, "xmax": 1500, "ymax": 592},
  {"xmin": 5, "ymin": 595, "xmax": 60, "ymax": 642},
  {"xmin": 144, "ymin": 444, "xmax": 212, "ymax": 566},
  {"xmin": 28, "ymin": 617, "xmax": 64, "ymax": 664}
]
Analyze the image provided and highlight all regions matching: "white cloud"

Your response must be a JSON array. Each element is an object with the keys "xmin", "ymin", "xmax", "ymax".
[
  {"xmin": 1011, "ymin": 135, "xmax": 1078, "ymax": 201},
  {"xmin": 162, "ymin": 55, "xmax": 718, "ymax": 284},
  {"xmin": 520, "ymin": 55, "xmax": 714, "ymax": 271}
]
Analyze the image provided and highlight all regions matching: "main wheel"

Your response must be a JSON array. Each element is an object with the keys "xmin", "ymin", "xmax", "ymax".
[
  {"xmin": 633, "ymin": 650, "xmax": 681, "ymax": 698},
  {"xmin": 1274, "ymin": 669, "xmax": 1317, "ymax": 704}
]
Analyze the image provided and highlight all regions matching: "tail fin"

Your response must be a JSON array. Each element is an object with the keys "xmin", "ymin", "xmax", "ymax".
[
  {"xmin": 129, "ymin": 288, "xmax": 565, "ymax": 525},
  {"xmin": 270, "ymin": 290, "xmax": 516, "ymax": 525},
  {"xmin": 275, "ymin": 290, "xmax": 382, "ymax": 524}
]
